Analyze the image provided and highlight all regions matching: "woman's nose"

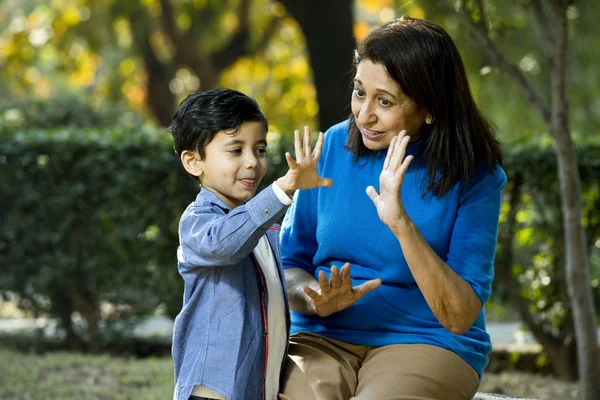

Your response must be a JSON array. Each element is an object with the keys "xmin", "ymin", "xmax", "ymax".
[{"xmin": 357, "ymin": 101, "xmax": 375, "ymax": 125}]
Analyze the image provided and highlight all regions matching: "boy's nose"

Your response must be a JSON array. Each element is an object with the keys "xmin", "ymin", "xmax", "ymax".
[{"xmin": 244, "ymin": 155, "xmax": 258, "ymax": 168}]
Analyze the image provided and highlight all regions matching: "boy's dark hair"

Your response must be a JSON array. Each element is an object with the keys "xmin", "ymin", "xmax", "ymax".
[
  {"xmin": 168, "ymin": 88, "xmax": 268, "ymax": 160},
  {"xmin": 347, "ymin": 16, "xmax": 502, "ymax": 197}
]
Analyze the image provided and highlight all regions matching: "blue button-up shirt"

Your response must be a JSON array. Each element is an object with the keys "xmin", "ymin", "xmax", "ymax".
[{"xmin": 172, "ymin": 186, "xmax": 291, "ymax": 400}]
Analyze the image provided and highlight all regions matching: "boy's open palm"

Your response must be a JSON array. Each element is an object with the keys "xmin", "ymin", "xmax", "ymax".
[
  {"xmin": 303, "ymin": 263, "xmax": 382, "ymax": 317},
  {"xmin": 277, "ymin": 126, "xmax": 332, "ymax": 194}
]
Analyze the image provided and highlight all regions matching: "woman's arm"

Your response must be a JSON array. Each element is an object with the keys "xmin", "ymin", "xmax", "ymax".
[
  {"xmin": 391, "ymin": 221, "xmax": 482, "ymax": 334},
  {"xmin": 367, "ymin": 132, "xmax": 505, "ymax": 334},
  {"xmin": 285, "ymin": 267, "xmax": 319, "ymax": 315}
]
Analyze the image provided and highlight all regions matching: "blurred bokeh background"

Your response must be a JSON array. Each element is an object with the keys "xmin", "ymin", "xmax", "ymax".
[{"xmin": 0, "ymin": 1, "xmax": 598, "ymax": 399}]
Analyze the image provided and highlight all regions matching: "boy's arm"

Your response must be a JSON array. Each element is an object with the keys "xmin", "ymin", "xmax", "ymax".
[
  {"xmin": 179, "ymin": 184, "xmax": 289, "ymax": 269},
  {"xmin": 180, "ymin": 126, "xmax": 331, "ymax": 270}
]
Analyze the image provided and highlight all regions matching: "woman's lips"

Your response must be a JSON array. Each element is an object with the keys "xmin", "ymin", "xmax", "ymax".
[{"xmin": 360, "ymin": 126, "xmax": 385, "ymax": 141}]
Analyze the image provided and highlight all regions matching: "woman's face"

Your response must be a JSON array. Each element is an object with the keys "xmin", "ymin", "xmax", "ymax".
[{"xmin": 351, "ymin": 59, "xmax": 428, "ymax": 150}]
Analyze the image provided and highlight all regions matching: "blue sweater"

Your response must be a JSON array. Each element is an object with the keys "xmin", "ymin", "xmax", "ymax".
[{"xmin": 280, "ymin": 120, "xmax": 506, "ymax": 378}]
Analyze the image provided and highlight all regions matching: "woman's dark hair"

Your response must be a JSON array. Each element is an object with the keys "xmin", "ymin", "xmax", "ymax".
[
  {"xmin": 347, "ymin": 16, "xmax": 502, "ymax": 197},
  {"xmin": 168, "ymin": 88, "xmax": 268, "ymax": 160}
]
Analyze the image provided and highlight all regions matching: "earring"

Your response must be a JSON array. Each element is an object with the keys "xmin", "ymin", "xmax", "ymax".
[{"xmin": 425, "ymin": 115, "xmax": 433, "ymax": 125}]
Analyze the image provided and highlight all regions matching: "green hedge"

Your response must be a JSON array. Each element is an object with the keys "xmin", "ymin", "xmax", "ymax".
[{"xmin": 0, "ymin": 126, "xmax": 598, "ymax": 350}]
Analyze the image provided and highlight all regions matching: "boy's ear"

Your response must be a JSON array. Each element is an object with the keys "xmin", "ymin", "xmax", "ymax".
[{"xmin": 181, "ymin": 150, "xmax": 203, "ymax": 179}]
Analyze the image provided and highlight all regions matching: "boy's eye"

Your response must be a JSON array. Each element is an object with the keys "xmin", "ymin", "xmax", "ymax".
[
  {"xmin": 257, "ymin": 147, "xmax": 267, "ymax": 155},
  {"xmin": 228, "ymin": 148, "xmax": 242, "ymax": 154}
]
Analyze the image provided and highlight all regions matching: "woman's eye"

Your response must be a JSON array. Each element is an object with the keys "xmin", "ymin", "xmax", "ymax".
[
  {"xmin": 379, "ymin": 97, "xmax": 391, "ymax": 107},
  {"xmin": 353, "ymin": 87, "xmax": 365, "ymax": 97},
  {"xmin": 228, "ymin": 148, "xmax": 242, "ymax": 154},
  {"xmin": 257, "ymin": 148, "xmax": 267, "ymax": 156}
]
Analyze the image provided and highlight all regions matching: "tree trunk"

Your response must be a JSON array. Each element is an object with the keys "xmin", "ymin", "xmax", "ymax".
[
  {"xmin": 459, "ymin": 0, "xmax": 600, "ymax": 393},
  {"xmin": 550, "ymin": 1, "xmax": 600, "ymax": 397},
  {"xmin": 51, "ymin": 291, "xmax": 81, "ymax": 350},
  {"xmin": 278, "ymin": 0, "xmax": 356, "ymax": 131}
]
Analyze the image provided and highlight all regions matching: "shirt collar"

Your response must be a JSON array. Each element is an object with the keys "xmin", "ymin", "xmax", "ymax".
[{"xmin": 195, "ymin": 188, "xmax": 232, "ymax": 213}]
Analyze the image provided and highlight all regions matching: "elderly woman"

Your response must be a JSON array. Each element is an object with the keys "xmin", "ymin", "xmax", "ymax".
[{"xmin": 279, "ymin": 16, "xmax": 506, "ymax": 400}]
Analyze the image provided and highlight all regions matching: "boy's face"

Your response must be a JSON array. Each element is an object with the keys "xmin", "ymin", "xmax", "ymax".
[{"xmin": 196, "ymin": 121, "xmax": 268, "ymax": 209}]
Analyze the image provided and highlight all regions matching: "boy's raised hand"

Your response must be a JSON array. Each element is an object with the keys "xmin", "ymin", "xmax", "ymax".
[{"xmin": 276, "ymin": 126, "xmax": 333, "ymax": 196}]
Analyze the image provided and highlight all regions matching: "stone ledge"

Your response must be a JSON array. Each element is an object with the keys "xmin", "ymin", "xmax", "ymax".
[{"xmin": 473, "ymin": 393, "xmax": 536, "ymax": 400}]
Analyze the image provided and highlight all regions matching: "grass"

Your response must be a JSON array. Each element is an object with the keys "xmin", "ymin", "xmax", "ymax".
[
  {"xmin": 0, "ymin": 348, "xmax": 582, "ymax": 400},
  {"xmin": 0, "ymin": 349, "xmax": 174, "ymax": 400}
]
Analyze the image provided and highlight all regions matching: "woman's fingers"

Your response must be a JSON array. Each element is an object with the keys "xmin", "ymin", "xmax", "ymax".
[
  {"xmin": 383, "ymin": 135, "xmax": 397, "ymax": 170},
  {"xmin": 340, "ymin": 262, "xmax": 351, "ymax": 285},
  {"xmin": 399, "ymin": 155, "xmax": 414, "ymax": 177},
  {"xmin": 366, "ymin": 186, "xmax": 379, "ymax": 204},
  {"xmin": 352, "ymin": 278, "xmax": 383, "ymax": 299},
  {"xmin": 318, "ymin": 270, "xmax": 330, "ymax": 293},
  {"xmin": 330, "ymin": 265, "xmax": 341, "ymax": 289},
  {"xmin": 389, "ymin": 131, "xmax": 409, "ymax": 171}
]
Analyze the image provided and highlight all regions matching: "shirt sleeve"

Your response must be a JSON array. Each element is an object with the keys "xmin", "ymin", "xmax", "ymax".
[
  {"xmin": 280, "ymin": 185, "xmax": 319, "ymax": 275},
  {"xmin": 271, "ymin": 181, "xmax": 294, "ymax": 205},
  {"xmin": 179, "ymin": 185, "xmax": 288, "ymax": 270},
  {"xmin": 446, "ymin": 165, "xmax": 507, "ymax": 306}
]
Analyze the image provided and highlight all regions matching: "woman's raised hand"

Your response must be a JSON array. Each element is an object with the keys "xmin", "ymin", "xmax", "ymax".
[
  {"xmin": 303, "ymin": 263, "xmax": 382, "ymax": 317},
  {"xmin": 366, "ymin": 130, "xmax": 413, "ymax": 234},
  {"xmin": 276, "ymin": 126, "xmax": 333, "ymax": 196}
]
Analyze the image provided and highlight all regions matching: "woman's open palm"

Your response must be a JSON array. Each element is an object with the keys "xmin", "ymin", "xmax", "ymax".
[
  {"xmin": 366, "ymin": 131, "xmax": 413, "ymax": 231},
  {"xmin": 303, "ymin": 263, "xmax": 382, "ymax": 317}
]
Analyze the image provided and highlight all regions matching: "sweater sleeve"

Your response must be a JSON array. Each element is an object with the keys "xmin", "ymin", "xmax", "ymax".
[
  {"xmin": 178, "ymin": 185, "xmax": 288, "ymax": 270},
  {"xmin": 280, "ymin": 186, "xmax": 319, "ymax": 274},
  {"xmin": 446, "ymin": 165, "xmax": 507, "ymax": 305},
  {"xmin": 279, "ymin": 122, "xmax": 340, "ymax": 275}
]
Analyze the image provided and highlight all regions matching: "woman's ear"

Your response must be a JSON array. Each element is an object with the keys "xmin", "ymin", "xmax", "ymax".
[{"xmin": 181, "ymin": 150, "xmax": 203, "ymax": 179}]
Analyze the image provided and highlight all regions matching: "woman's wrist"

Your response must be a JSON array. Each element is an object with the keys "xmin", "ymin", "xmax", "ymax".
[
  {"xmin": 285, "ymin": 268, "xmax": 318, "ymax": 315},
  {"xmin": 389, "ymin": 216, "xmax": 415, "ymax": 239}
]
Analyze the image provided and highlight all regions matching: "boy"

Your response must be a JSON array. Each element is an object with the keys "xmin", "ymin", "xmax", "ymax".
[{"xmin": 169, "ymin": 88, "xmax": 331, "ymax": 400}]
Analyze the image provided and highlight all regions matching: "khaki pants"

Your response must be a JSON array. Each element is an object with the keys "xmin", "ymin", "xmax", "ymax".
[{"xmin": 279, "ymin": 332, "xmax": 480, "ymax": 400}]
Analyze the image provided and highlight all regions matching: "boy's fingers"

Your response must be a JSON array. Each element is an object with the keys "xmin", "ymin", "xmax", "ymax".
[
  {"xmin": 294, "ymin": 130, "xmax": 302, "ymax": 160},
  {"xmin": 319, "ymin": 178, "xmax": 333, "ymax": 187},
  {"xmin": 304, "ymin": 126, "xmax": 312, "ymax": 157},
  {"xmin": 285, "ymin": 152, "xmax": 297, "ymax": 169},
  {"xmin": 312, "ymin": 131, "xmax": 324, "ymax": 159}
]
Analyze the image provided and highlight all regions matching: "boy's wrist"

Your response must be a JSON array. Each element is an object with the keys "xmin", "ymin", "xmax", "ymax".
[
  {"xmin": 275, "ymin": 177, "xmax": 295, "ymax": 197},
  {"xmin": 272, "ymin": 180, "xmax": 294, "ymax": 205}
]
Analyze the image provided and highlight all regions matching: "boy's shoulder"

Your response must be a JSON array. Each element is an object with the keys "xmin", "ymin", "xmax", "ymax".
[
  {"xmin": 179, "ymin": 189, "xmax": 228, "ymax": 224},
  {"xmin": 192, "ymin": 189, "xmax": 229, "ymax": 210}
]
